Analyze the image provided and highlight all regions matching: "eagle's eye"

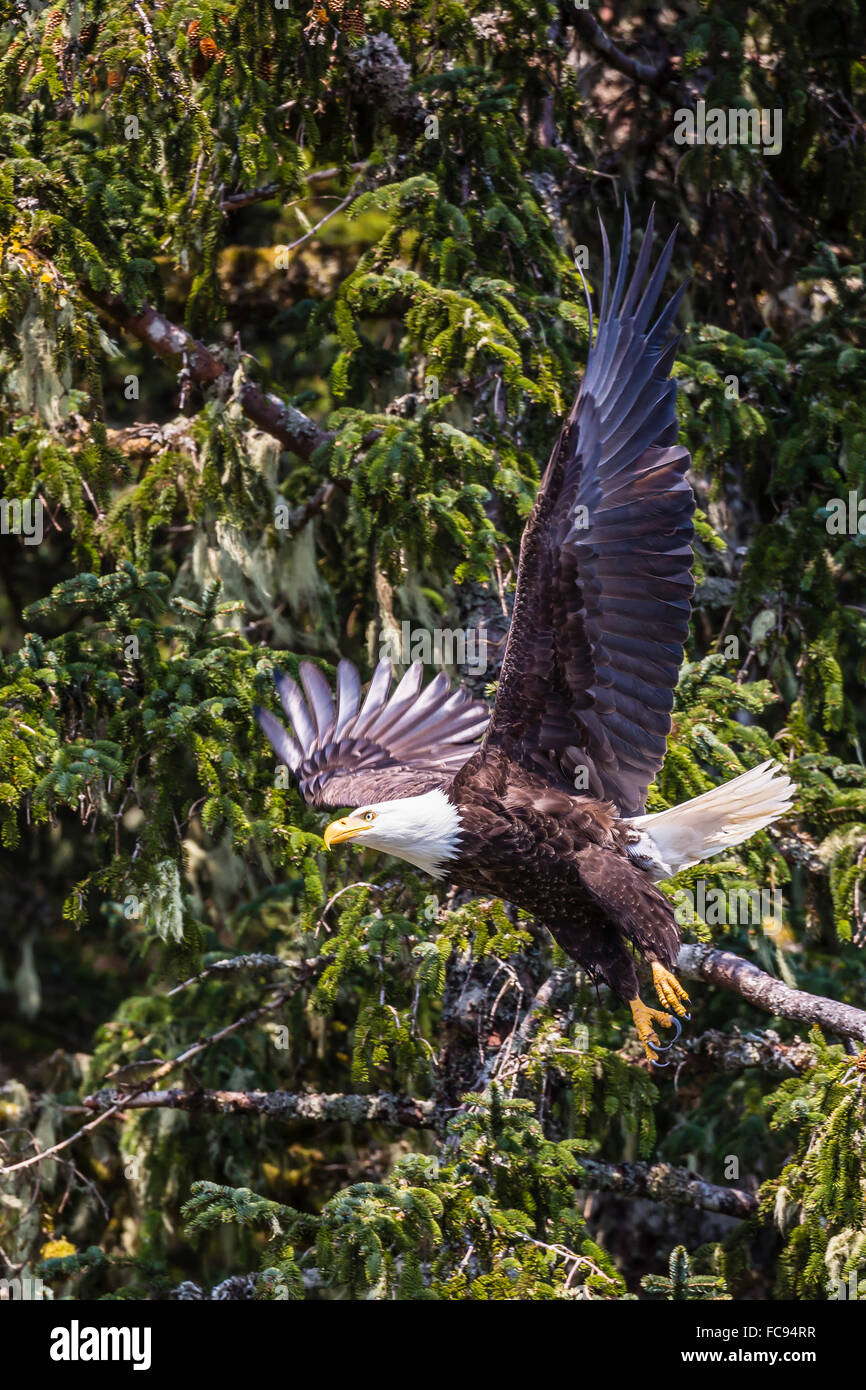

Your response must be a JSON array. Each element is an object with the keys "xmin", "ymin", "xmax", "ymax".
[{"xmin": 362, "ymin": 811, "xmax": 376, "ymax": 822}]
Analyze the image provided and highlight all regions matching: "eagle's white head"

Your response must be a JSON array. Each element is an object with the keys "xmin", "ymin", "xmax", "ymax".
[{"xmin": 322, "ymin": 788, "xmax": 462, "ymax": 879}]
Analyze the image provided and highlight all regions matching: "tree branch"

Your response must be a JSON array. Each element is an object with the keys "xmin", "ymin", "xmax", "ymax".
[
  {"xmin": 570, "ymin": 10, "xmax": 671, "ymax": 90},
  {"xmin": 74, "ymin": 1084, "xmax": 756, "ymax": 1219},
  {"xmin": 576, "ymin": 1157, "xmax": 757, "ymax": 1220},
  {"xmin": 80, "ymin": 1088, "xmax": 435, "ymax": 1128},
  {"xmin": 677, "ymin": 943, "xmax": 866, "ymax": 1043},
  {"xmin": 87, "ymin": 291, "xmax": 332, "ymax": 462},
  {"xmin": 0, "ymin": 959, "xmax": 325, "ymax": 1177},
  {"xmin": 673, "ymin": 1027, "xmax": 818, "ymax": 1076},
  {"xmin": 219, "ymin": 162, "xmax": 368, "ymax": 213}
]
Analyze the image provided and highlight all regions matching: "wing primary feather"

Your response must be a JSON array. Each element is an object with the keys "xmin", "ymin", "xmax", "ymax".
[
  {"xmin": 352, "ymin": 658, "xmax": 393, "ymax": 735},
  {"xmin": 334, "ymin": 660, "xmax": 362, "ymax": 739},
  {"xmin": 620, "ymin": 203, "xmax": 655, "ymax": 319},
  {"xmin": 597, "ymin": 213, "xmax": 612, "ymax": 335},
  {"xmin": 299, "ymin": 661, "xmax": 336, "ymax": 739},
  {"xmin": 608, "ymin": 198, "xmax": 632, "ymax": 322},
  {"xmin": 575, "ymin": 258, "xmax": 594, "ymax": 349},
  {"xmin": 254, "ymin": 705, "xmax": 303, "ymax": 772},
  {"xmin": 631, "ymin": 226, "xmax": 677, "ymax": 337},
  {"xmin": 274, "ymin": 670, "xmax": 316, "ymax": 749}
]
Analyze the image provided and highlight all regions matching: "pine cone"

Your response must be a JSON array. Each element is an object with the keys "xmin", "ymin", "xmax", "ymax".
[
  {"xmin": 199, "ymin": 35, "xmax": 217, "ymax": 60},
  {"xmin": 345, "ymin": 6, "xmax": 365, "ymax": 36},
  {"xmin": 187, "ymin": 19, "xmax": 201, "ymax": 42}
]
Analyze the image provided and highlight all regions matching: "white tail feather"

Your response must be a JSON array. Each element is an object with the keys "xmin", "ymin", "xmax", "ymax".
[{"xmin": 626, "ymin": 759, "xmax": 796, "ymax": 881}]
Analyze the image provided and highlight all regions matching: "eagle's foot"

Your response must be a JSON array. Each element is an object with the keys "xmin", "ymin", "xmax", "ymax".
[
  {"xmin": 651, "ymin": 962, "xmax": 690, "ymax": 1019},
  {"xmin": 629, "ymin": 996, "xmax": 682, "ymax": 1066}
]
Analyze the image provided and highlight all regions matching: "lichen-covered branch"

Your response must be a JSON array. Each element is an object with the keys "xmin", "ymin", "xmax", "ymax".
[
  {"xmin": 80, "ymin": 1088, "xmax": 435, "ymax": 1128},
  {"xmin": 76, "ymin": 1084, "xmax": 756, "ymax": 1219},
  {"xmin": 576, "ymin": 1157, "xmax": 757, "ymax": 1220},
  {"xmin": 674, "ymin": 1027, "xmax": 818, "ymax": 1075},
  {"xmin": 677, "ymin": 944, "xmax": 866, "ymax": 1043}
]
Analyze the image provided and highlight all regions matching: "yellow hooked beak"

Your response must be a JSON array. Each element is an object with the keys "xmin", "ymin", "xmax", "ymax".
[{"xmin": 323, "ymin": 814, "xmax": 366, "ymax": 850}]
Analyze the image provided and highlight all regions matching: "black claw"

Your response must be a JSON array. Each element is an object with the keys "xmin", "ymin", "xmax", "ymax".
[
  {"xmin": 647, "ymin": 1013, "xmax": 683, "ymax": 1053},
  {"xmin": 682, "ymin": 1011, "xmax": 691, "ymax": 1021},
  {"xmin": 650, "ymin": 1054, "xmax": 671, "ymax": 1069}
]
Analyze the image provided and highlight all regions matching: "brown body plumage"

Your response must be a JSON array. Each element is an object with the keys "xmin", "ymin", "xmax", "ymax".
[{"xmin": 447, "ymin": 747, "xmax": 680, "ymax": 1006}]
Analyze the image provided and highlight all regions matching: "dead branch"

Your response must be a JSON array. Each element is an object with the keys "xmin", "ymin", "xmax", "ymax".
[
  {"xmin": 74, "ymin": 1083, "xmax": 757, "ymax": 1219},
  {"xmin": 672, "ymin": 1027, "xmax": 817, "ymax": 1076}
]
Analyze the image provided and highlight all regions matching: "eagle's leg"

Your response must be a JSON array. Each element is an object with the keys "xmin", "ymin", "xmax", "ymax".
[
  {"xmin": 628, "ymin": 997, "xmax": 681, "ymax": 1065},
  {"xmin": 650, "ymin": 961, "xmax": 690, "ymax": 1019}
]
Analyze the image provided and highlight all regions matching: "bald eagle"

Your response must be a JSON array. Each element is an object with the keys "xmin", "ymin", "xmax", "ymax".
[{"xmin": 255, "ymin": 208, "xmax": 795, "ymax": 1062}]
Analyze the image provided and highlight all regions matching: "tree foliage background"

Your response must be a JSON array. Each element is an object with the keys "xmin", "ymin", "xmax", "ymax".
[{"xmin": 1, "ymin": 0, "xmax": 865, "ymax": 1301}]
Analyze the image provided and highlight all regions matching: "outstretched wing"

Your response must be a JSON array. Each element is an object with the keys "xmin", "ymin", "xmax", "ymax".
[
  {"xmin": 255, "ymin": 658, "xmax": 490, "ymax": 809},
  {"xmin": 483, "ymin": 206, "xmax": 694, "ymax": 816}
]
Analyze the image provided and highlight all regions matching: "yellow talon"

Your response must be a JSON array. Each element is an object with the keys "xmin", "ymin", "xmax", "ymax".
[
  {"xmin": 651, "ymin": 962, "xmax": 690, "ymax": 1018},
  {"xmin": 629, "ymin": 996, "xmax": 677, "ymax": 1063}
]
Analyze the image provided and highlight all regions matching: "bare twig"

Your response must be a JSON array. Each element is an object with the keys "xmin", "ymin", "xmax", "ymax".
[{"xmin": 284, "ymin": 175, "xmax": 365, "ymax": 254}]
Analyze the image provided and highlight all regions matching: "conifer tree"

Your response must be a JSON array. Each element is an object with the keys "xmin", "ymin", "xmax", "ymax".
[{"xmin": 1, "ymin": 0, "xmax": 865, "ymax": 1302}]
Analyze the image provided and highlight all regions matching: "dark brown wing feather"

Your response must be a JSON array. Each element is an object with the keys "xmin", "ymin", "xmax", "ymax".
[
  {"xmin": 574, "ymin": 843, "xmax": 680, "ymax": 969},
  {"xmin": 255, "ymin": 658, "xmax": 490, "ymax": 808},
  {"xmin": 483, "ymin": 205, "xmax": 694, "ymax": 816}
]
